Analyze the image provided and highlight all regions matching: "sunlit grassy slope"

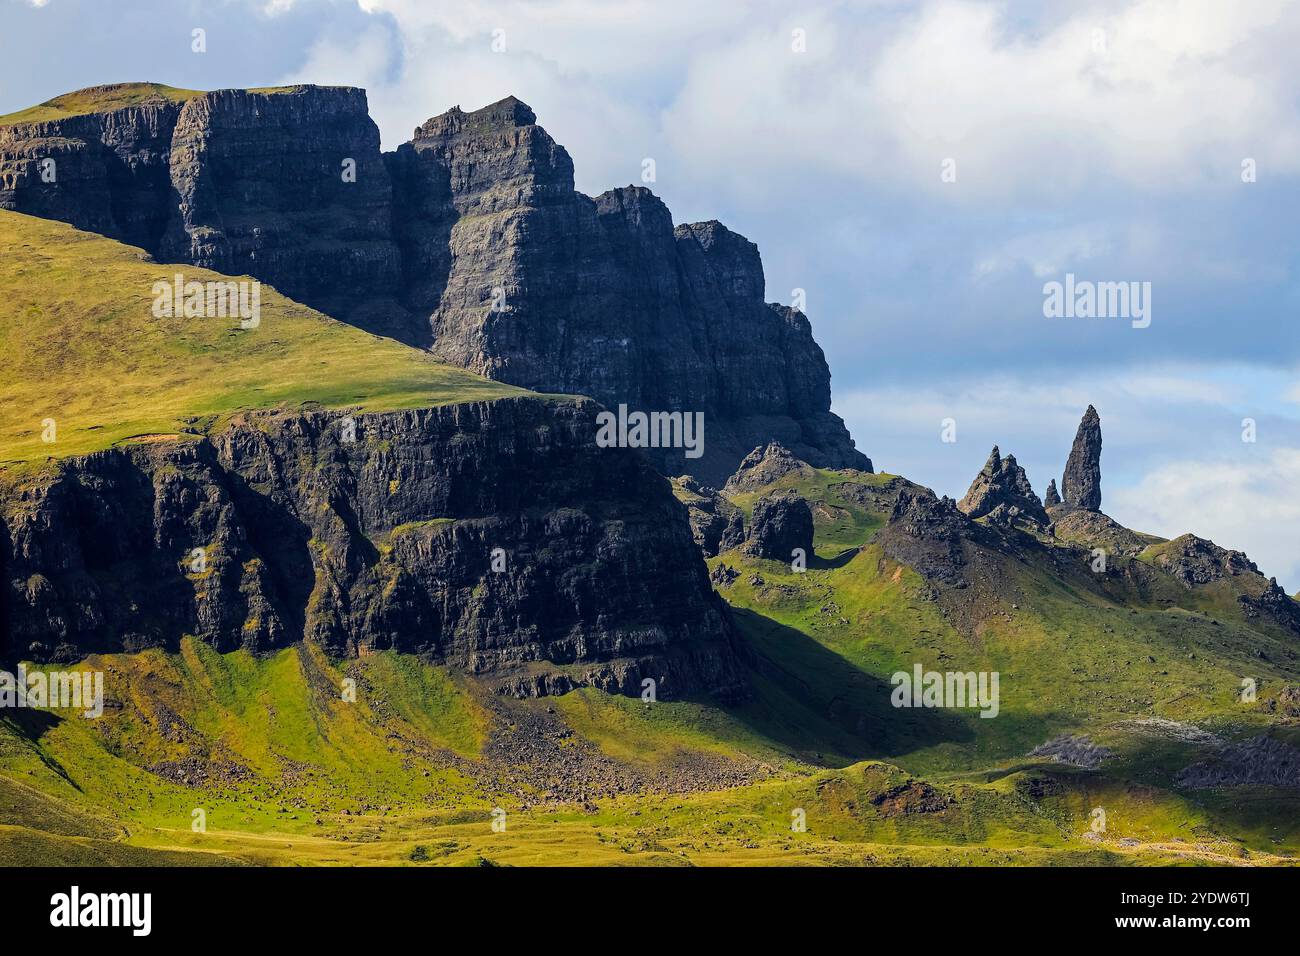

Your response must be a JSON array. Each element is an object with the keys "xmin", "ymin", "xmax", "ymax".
[
  {"xmin": 4, "ymin": 462, "xmax": 1298, "ymax": 866},
  {"xmin": 0, "ymin": 211, "xmax": 528, "ymax": 465},
  {"xmin": 1, "ymin": 203, "xmax": 1297, "ymax": 865}
]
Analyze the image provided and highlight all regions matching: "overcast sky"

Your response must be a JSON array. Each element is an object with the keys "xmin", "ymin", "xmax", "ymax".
[{"xmin": 3, "ymin": 0, "xmax": 1298, "ymax": 588}]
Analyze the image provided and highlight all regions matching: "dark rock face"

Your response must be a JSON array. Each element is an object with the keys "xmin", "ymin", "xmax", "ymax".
[
  {"xmin": 718, "ymin": 512, "xmax": 747, "ymax": 553},
  {"xmin": 158, "ymin": 87, "xmax": 415, "ymax": 341},
  {"xmin": 673, "ymin": 477, "xmax": 741, "ymax": 558},
  {"xmin": 1061, "ymin": 405, "xmax": 1102, "ymax": 511},
  {"xmin": 0, "ymin": 85, "xmax": 869, "ymax": 484},
  {"xmin": 1044, "ymin": 479, "xmax": 1061, "ymax": 508},
  {"xmin": 956, "ymin": 446, "xmax": 1048, "ymax": 528},
  {"xmin": 0, "ymin": 89, "xmax": 182, "ymax": 252},
  {"xmin": 878, "ymin": 488, "xmax": 977, "ymax": 588},
  {"xmin": 1, "ymin": 398, "xmax": 746, "ymax": 702},
  {"xmin": 741, "ymin": 493, "xmax": 813, "ymax": 562}
]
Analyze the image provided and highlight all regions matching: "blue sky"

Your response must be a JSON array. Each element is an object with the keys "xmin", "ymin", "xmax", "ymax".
[{"xmin": 3, "ymin": 0, "xmax": 1298, "ymax": 587}]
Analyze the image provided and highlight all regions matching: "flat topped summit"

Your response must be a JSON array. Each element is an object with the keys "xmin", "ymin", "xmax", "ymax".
[
  {"xmin": 0, "ymin": 82, "xmax": 355, "ymax": 128},
  {"xmin": 0, "ymin": 82, "xmax": 201, "ymax": 126},
  {"xmin": 415, "ymin": 95, "xmax": 538, "ymax": 139}
]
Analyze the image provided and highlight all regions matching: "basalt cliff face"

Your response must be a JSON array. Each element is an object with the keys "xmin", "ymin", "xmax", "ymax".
[
  {"xmin": 0, "ymin": 85, "xmax": 868, "ymax": 484},
  {"xmin": 0, "ymin": 397, "xmax": 746, "ymax": 701}
]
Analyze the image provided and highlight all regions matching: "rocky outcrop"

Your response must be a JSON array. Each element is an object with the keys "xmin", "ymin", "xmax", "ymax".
[
  {"xmin": 672, "ymin": 476, "xmax": 741, "ymax": 558},
  {"xmin": 719, "ymin": 512, "xmax": 746, "ymax": 553},
  {"xmin": 1060, "ymin": 405, "xmax": 1102, "ymax": 511},
  {"xmin": 741, "ymin": 493, "xmax": 813, "ymax": 562},
  {"xmin": 956, "ymin": 446, "xmax": 1048, "ymax": 529},
  {"xmin": 1049, "ymin": 508, "xmax": 1150, "ymax": 557},
  {"xmin": 878, "ymin": 488, "xmax": 978, "ymax": 588},
  {"xmin": 1151, "ymin": 534, "xmax": 1258, "ymax": 587},
  {"xmin": 1241, "ymin": 578, "xmax": 1300, "ymax": 634},
  {"xmin": 1, "ymin": 397, "xmax": 746, "ymax": 702},
  {"xmin": 0, "ymin": 85, "xmax": 869, "ymax": 484},
  {"xmin": 723, "ymin": 442, "xmax": 816, "ymax": 494},
  {"xmin": 1044, "ymin": 479, "xmax": 1061, "ymax": 508}
]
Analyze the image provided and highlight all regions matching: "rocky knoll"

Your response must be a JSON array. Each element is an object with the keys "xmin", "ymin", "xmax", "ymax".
[
  {"xmin": 723, "ymin": 441, "xmax": 814, "ymax": 494},
  {"xmin": 1, "ymin": 397, "xmax": 746, "ymax": 702},
  {"xmin": 956, "ymin": 446, "xmax": 1049, "ymax": 529},
  {"xmin": 741, "ymin": 492, "xmax": 814, "ymax": 562},
  {"xmin": 878, "ymin": 488, "xmax": 982, "ymax": 589},
  {"xmin": 0, "ymin": 84, "xmax": 868, "ymax": 484},
  {"xmin": 1151, "ymin": 534, "xmax": 1258, "ymax": 587}
]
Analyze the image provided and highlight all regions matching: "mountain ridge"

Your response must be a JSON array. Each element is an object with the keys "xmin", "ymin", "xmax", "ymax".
[{"xmin": 0, "ymin": 82, "xmax": 868, "ymax": 484}]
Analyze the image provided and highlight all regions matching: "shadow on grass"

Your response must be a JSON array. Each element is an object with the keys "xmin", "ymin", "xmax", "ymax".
[
  {"xmin": 723, "ymin": 606, "xmax": 973, "ymax": 767},
  {"xmin": 808, "ymin": 547, "xmax": 860, "ymax": 571},
  {"xmin": 0, "ymin": 711, "xmax": 79, "ymax": 790}
]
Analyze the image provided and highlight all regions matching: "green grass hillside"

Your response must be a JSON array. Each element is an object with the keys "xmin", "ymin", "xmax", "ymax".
[
  {"xmin": 0, "ymin": 211, "xmax": 527, "ymax": 466},
  {"xmin": 2, "ymin": 457, "xmax": 1297, "ymax": 866},
  {"xmin": 0, "ymin": 206, "xmax": 1297, "ymax": 866},
  {"xmin": 5, "ymin": 636, "xmax": 1296, "ymax": 866}
]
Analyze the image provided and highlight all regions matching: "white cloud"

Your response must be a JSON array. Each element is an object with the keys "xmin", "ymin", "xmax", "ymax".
[
  {"xmin": 1112, "ymin": 447, "xmax": 1300, "ymax": 590},
  {"xmin": 664, "ymin": 0, "xmax": 1300, "ymax": 201}
]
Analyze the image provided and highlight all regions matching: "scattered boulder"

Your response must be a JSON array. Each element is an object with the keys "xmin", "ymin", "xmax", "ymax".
[
  {"xmin": 741, "ymin": 492, "xmax": 813, "ymax": 562},
  {"xmin": 1176, "ymin": 735, "xmax": 1300, "ymax": 789},
  {"xmin": 1030, "ymin": 734, "xmax": 1115, "ymax": 769},
  {"xmin": 1060, "ymin": 405, "xmax": 1102, "ymax": 511}
]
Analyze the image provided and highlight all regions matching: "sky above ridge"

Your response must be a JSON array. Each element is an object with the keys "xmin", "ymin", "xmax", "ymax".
[{"xmin": 3, "ymin": 0, "xmax": 1298, "ymax": 587}]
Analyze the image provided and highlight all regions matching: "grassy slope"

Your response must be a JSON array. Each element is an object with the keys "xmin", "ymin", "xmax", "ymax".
[
  {"xmin": 722, "ymin": 468, "xmax": 899, "ymax": 558},
  {"xmin": 4, "ymin": 461, "xmax": 1297, "ymax": 864},
  {"xmin": 0, "ymin": 211, "xmax": 528, "ymax": 467},
  {"xmin": 0, "ymin": 202, "xmax": 1296, "ymax": 864}
]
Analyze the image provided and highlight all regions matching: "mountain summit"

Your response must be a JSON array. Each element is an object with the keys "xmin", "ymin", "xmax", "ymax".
[{"xmin": 0, "ymin": 83, "xmax": 867, "ymax": 483}]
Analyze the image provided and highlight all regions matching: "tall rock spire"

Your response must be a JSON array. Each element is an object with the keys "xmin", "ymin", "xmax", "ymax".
[
  {"xmin": 1061, "ymin": 405, "xmax": 1102, "ymax": 511},
  {"xmin": 1044, "ymin": 478, "xmax": 1061, "ymax": 508}
]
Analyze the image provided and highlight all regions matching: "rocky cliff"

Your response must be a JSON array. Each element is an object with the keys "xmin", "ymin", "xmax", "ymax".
[
  {"xmin": 0, "ymin": 84, "xmax": 868, "ymax": 484},
  {"xmin": 1, "ymin": 396, "xmax": 746, "ymax": 701}
]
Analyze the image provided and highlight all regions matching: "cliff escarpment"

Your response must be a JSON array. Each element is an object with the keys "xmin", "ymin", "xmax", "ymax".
[
  {"xmin": 1, "ymin": 396, "xmax": 745, "ymax": 701},
  {"xmin": 0, "ymin": 84, "xmax": 868, "ymax": 483}
]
